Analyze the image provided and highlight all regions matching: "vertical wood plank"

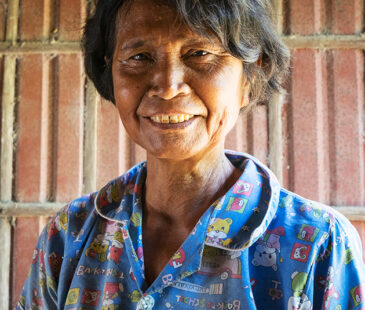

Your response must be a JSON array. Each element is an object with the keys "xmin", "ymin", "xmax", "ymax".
[
  {"xmin": 83, "ymin": 78, "xmax": 98, "ymax": 194},
  {"xmin": 269, "ymin": 0, "xmax": 284, "ymax": 182},
  {"xmin": 0, "ymin": 218, "xmax": 11, "ymax": 310},
  {"xmin": 269, "ymin": 93, "xmax": 284, "ymax": 183},
  {"xmin": 0, "ymin": 1, "xmax": 19, "ymax": 307},
  {"xmin": 0, "ymin": 55, "xmax": 16, "ymax": 201}
]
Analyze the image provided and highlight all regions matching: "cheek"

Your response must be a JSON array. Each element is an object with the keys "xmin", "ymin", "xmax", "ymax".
[{"xmin": 113, "ymin": 75, "xmax": 144, "ymax": 115}]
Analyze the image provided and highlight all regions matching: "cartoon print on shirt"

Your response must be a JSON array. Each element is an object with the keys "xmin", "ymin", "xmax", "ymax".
[
  {"xmin": 290, "ymin": 242, "xmax": 312, "ymax": 263},
  {"xmin": 287, "ymin": 271, "xmax": 312, "ymax": 310},
  {"xmin": 37, "ymin": 250, "xmax": 46, "ymax": 290},
  {"xmin": 252, "ymin": 226, "xmax": 285, "ymax": 271},
  {"xmin": 137, "ymin": 295, "xmax": 155, "ymax": 309},
  {"xmin": 199, "ymin": 247, "xmax": 242, "ymax": 280},
  {"xmin": 31, "ymin": 288, "xmax": 43, "ymax": 310},
  {"xmin": 101, "ymin": 282, "xmax": 124, "ymax": 309},
  {"xmin": 169, "ymin": 248, "xmax": 186, "ymax": 268},
  {"xmin": 65, "ymin": 288, "xmax": 80, "ymax": 306},
  {"xmin": 85, "ymin": 235, "xmax": 109, "ymax": 262},
  {"xmin": 300, "ymin": 202, "xmax": 322, "ymax": 217},
  {"xmin": 46, "ymin": 217, "xmax": 61, "ymax": 240},
  {"xmin": 206, "ymin": 218, "xmax": 233, "ymax": 246},
  {"xmin": 343, "ymin": 247, "xmax": 355, "ymax": 265},
  {"xmin": 350, "ymin": 284, "xmax": 365, "ymax": 307},
  {"xmin": 225, "ymin": 197, "xmax": 248, "ymax": 213},
  {"xmin": 232, "ymin": 180, "xmax": 253, "ymax": 196},
  {"xmin": 131, "ymin": 211, "xmax": 142, "ymax": 227},
  {"xmin": 252, "ymin": 243, "xmax": 278, "ymax": 271},
  {"xmin": 107, "ymin": 231, "xmax": 124, "ymax": 264},
  {"xmin": 81, "ymin": 288, "xmax": 101, "ymax": 306},
  {"xmin": 129, "ymin": 290, "xmax": 142, "ymax": 303},
  {"xmin": 297, "ymin": 224, "xmax": 319, "ymax": 243},
  {"xmin": 269, "ymin": 280, "xmax": 283, "ymax": 301},
  {"xmin": 17, "ymin": 153, "xmax": 365, "ymax": 310},
  {"xmin": 317, "ymin": 267, "xmax": 339, "ymax": 310},
  {"xmin": 279, "ymin": 194, "xmax": 293, "ymax": 209}
]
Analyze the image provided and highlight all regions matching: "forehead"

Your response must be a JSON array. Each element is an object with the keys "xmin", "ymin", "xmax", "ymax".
[
  {"xmin": 117, "ymin": 0, "xmax": 179, "ymax": 31},
  {"xmin": 115, "ymin": 0, "xmax": 214, "ymax": 45}
]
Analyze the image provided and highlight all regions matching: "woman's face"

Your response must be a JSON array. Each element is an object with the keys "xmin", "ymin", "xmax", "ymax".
[{"xmin": 112, "ymin": 0, "xmax": 249, "ymax": 160}]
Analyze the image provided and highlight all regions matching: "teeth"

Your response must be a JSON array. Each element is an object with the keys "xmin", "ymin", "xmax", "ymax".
[
  {"xmin": 161, "ymin": 115, "xmax": 169, "ymax": 123},
  {"xmin": 150, "ymin": 114, "xmax": 194, "ymax": 124},
  {"xmin": 169, "ymin": 115, "xmax": 178, "ymax": 123}
]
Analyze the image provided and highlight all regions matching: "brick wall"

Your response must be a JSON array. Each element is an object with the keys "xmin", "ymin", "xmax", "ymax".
[{"xmin": 0, "ymin": 0, "xmax": 364, "ymax": 308}]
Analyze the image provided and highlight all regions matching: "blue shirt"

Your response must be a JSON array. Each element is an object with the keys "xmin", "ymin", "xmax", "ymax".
[{"xmin": 18, "ymin": 151, "xmax": 365, "ymax": 309}]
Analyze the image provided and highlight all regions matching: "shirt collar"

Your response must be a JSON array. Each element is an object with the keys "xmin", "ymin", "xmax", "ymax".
[
  {"xmin": 204, "ymin": 150, "xmax": 280, "ymax": 251},
  {"xmin": 94, "ymin": 151, "xmax": 280, "ymax": 251}
]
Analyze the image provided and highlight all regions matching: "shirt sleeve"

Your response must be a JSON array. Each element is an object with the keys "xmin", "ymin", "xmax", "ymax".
[
  {"xmin": 17, "ymin": 206, "xmax": 69, "ymax": 309},
  {"xmin": 311, "ymin": 212, "xmax": 365, "ymax": 309}
]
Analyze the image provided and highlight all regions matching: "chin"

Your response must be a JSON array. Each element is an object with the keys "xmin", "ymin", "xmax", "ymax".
[{"xmin": 145, "ymin": 142, "xmax": 205, "ymax": 161}]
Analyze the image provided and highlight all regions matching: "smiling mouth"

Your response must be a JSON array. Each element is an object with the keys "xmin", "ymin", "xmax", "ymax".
[{"xmin": 150, "ymin": 114, "xmax": 194, "ymax": 124}]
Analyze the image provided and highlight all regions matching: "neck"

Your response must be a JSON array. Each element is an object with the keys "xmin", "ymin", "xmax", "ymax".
[{"xmin": 144, "ymin": 147, "xmax": 241, "ymax": 229}]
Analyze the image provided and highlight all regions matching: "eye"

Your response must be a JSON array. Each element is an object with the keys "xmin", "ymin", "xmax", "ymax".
[
  {"xmin": 190, "ymin": 50, "xmax": 209, "ymax": 57},
  {"xmin": 130, "ymin": 53, "xmax": 151, "ymax": 61}
]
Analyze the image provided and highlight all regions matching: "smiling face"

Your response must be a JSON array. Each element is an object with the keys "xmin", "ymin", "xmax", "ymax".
[{"xmin": 112, "ymin": 0, "xmax": 249, "ymax": 160}]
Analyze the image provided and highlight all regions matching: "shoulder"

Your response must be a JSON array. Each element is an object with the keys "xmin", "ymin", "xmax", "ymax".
[
  {"xmin": 275, "ymin": 188, "xmax": 364, "ymax": 263},
  {"xmin": 277, "ymin": 188, "xmax": 355, "ymax": 233},
  {"xmin": 46, "ymin": 161, "xmax": 146, "ymax": 246}
]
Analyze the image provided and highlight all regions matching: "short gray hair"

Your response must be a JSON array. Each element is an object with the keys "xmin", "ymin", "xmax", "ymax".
[{"xmin": 83, "ymin": 0, "xmax": 290, "ymax": 108}]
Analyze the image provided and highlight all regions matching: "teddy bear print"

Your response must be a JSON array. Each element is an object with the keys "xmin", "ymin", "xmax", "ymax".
[{"xmin": 206, "ymin": 218, "xmax": 233, "ymax": 247}]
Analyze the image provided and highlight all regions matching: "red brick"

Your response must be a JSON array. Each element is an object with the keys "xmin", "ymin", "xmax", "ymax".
[
  {"xmin": 96, "ymin": 100, "xmax": 129, "ymax": 189},
  {"xmin": 11, "ymin": 218, "xmax": 41, "ymax": 308},
  {"xmin": 54, "ymin": 54, "xmax": 84, "ymax": 201},
  {"xmin": 289, "ymin": 50, "xmax": 330, "ymax": 202},
  {"xmin": 331, "ymin": 0, "xmax": 363, "ymax": 34},
  {"xmin": 225, "ymin": 113, "xmax": 248, "ymax": 153},
  {"xmin": 58, "ymin": 0, "xmax": 85, "ymax": 41},
  {"xmin": 248, "ymin": 105, "xmax": 268, "ymax": 165},
  {"xmin": 15, "ymin": 55, "xmax": 48, "ymax": 201},
  {"xmin": 19, "ymin": 0, "xmax": 44, "ymax": 40},
  {"xmin": 329, "ymin": 50, "xmax": 364, "ymax": 205},
  {"xmin": 288, "ymin": 0, "xmax": 325, "ymax": 34}
]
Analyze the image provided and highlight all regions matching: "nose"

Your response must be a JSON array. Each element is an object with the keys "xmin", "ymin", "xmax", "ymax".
[{"xmin": 147, "ymin": 57, "xmax": 191, "ymax": 100}]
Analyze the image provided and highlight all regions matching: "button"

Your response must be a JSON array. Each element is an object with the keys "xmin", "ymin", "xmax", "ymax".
[{"xmin": 136, "ymin": 295, "xmax": 155, "ymax": 310}]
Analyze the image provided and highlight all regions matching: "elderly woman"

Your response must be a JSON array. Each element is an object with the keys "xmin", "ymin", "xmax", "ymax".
[{"xmin": 18, "ymin": 0, "xmax": 364, "ymax": 309}]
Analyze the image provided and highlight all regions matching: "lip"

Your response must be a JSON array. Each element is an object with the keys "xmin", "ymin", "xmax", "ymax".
[{"xmin": 145, "ymin": 116, "xmax": 197, "ymax": 129}]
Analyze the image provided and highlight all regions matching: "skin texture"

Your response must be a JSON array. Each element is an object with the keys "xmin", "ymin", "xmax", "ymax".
[{"xmin": 112, "ymin": 0, "xmax": 250, "ymax": 285}]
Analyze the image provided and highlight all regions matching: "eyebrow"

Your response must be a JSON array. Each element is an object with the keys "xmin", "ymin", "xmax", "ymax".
[
  {"xmin": 121, "ymin": 40, "xmax": 146, "ymax": 51},
  {"xmin": 119, "ymin": 36, "xmax": 222, "ymax": 52}
]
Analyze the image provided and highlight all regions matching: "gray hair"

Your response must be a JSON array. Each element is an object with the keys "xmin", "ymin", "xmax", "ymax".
[{"xmin": 83, "ymin": 0, "xmax": 290, "ymax": 108}]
